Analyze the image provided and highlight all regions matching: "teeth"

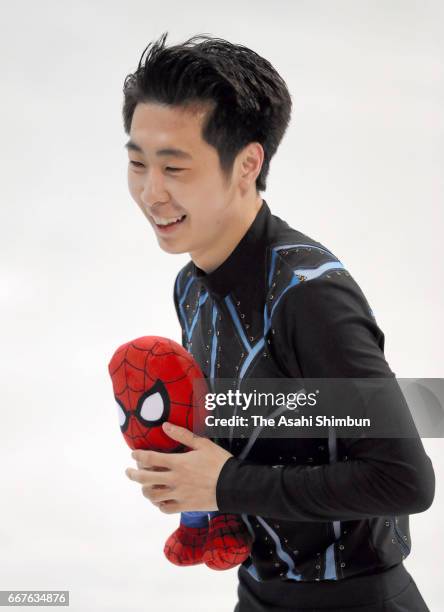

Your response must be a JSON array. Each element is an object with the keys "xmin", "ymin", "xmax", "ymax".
[{"xmin": 153, "ymin": 214, "xmax": 185, "ymax": 226}]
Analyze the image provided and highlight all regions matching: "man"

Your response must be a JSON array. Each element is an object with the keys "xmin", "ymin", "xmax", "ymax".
[{"xmin": 123, "ymin": 32, "xmax": 435, "ymax": 611}]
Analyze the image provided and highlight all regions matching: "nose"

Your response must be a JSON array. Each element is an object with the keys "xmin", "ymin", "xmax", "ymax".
[{"xmin": 140, "ymin": 166, "xmax": 170, "ymax": 211}]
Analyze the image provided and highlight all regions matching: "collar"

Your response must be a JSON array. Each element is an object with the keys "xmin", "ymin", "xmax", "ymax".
[{"xmin": 192, "ymin": 199, "xmax": 270, "ymax": 298}]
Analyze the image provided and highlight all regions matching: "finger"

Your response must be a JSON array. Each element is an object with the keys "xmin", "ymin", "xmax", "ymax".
[
  {"xmin": 125, "ymin": 467, "xmax": 172, "ymax": 486},
  {"xmin": 131, "ymin": 449, "xmax": 175, "ymax": 470},
  {"xmin": 161, "ymin": 422, "xmax": 204, "ymax": 449},
  {"xmin": 142, "ymin": 485, "xmax": 175, "ymax": 503},
  {"xmin": 136, "ymin": 461, "xmax": 169, "ymax": 472}
]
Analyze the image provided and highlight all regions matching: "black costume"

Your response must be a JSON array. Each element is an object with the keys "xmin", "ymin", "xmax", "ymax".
[{"xmin": 173, "ymin": 200, "xmax": 434, "ymax": 611}]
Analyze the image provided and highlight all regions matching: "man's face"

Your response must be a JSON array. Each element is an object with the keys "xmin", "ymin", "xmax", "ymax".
[{"xmin": 126, "ymin": 102, "xmax": 238, "ymax": 256}]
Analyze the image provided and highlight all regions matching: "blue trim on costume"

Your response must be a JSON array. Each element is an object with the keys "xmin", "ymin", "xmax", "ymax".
[
  {"xmin": 267, "ymin": 249, "xmax": 277, "ymax": 287},
  {"xmin": 324, "ymin": 543, "xmax": 337, "ymax": 579},
  {"xmin": 187, "ymin": 291, "xmax": 208, "ymax": 345},
  {"xmin": 257, "ymin": 517, "xmax": 302, "ymax": 581},
  {"xmin": 246, "ymin": 561, "xmax": 261, "ymax": 581},
  {"xmin": 225, "ymin": 296, "xmax": 251, "ymax": 352},
  {"xmin": 292, "ymin": 260, "xmax": 345, "ymax": 281},
  {"xmin": 264, "ymin": 274, "xmax": 300, "ymax": 335},
  {"xmin": 176, "ymin": 271, "xmax": 209, "ymax": 348},
  {"xmin": 210, "ymin": 303, "xmax": 218, "ymax": 383},
  {"xmin": 274, "ymin": 243, "xmax": 336, "ymax": 257}
]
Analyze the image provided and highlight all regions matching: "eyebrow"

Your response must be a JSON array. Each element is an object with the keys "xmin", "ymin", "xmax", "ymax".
[{"xmin": 124, "ymin": 140, "xmax": 193, "ymax": 160}]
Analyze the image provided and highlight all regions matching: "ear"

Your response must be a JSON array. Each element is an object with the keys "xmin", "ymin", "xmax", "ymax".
[{"xmin": 239, "ymin": 142, "xmax": 264, "ymax": 193}]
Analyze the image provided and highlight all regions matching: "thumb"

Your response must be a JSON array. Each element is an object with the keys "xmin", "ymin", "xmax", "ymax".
[{"xmin": 162, "ymin": 421, "xmax": 203, "ymax": 449}]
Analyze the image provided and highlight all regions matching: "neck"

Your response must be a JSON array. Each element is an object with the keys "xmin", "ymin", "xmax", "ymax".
[{"xmin": 190, "ymin": 192, "xmax": 263, "ymax": 274}]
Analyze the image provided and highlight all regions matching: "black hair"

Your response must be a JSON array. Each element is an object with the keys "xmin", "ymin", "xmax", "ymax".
[{"xmin": 122, "ymin": 32, "xmax": 292, "ymax": 192}]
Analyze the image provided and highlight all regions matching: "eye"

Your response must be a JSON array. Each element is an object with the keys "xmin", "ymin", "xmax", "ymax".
[
  {"xmin": 136, "ymin": 379, "xmax": 171, "ymax": 426},
  {"xmin": 116, "ymin": 400, "xmax": 128, "ymax": 431},
  {"xmin": 165, "ymin": 167, "xmax": 184, "ymax": 172},
  {"xmin": 129, "ymin": 160, "xmax": 144, "ymax": 168},
  {"xmin": 140, "ymin": 392, "xmax": 164, "ymax": 422}
]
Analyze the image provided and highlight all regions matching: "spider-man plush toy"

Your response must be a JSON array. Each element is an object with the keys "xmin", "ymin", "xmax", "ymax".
[{"xmin": 108, "ymin": 336, "xmax": 252, "ymax": 570}]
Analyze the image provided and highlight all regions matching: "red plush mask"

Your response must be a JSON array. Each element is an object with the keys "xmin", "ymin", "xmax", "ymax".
[{"xmin": 109, "ymin": 336, "xmax": 205, "ymax": 452}]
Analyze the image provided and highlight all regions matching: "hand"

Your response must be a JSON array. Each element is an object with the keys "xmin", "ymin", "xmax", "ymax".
[{"xmin": 125, "ymin": 422, "xmax": 233, "ymax": 514}]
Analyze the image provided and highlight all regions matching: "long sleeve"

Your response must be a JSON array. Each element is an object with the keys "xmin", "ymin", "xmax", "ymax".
[{"xmin": 216, "ymin": 272, "xmax": 435, "ymax": 521}]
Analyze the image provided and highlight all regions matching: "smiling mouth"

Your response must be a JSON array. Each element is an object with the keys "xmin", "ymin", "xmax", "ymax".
[{"xmin": 152, "ymin": 214, "xmax": 187, "ymax": 227}]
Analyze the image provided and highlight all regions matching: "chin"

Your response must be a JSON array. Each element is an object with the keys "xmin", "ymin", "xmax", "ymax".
[{"xmin": 156, "ymin": 240, "xmax": 189, "ymax": 255}]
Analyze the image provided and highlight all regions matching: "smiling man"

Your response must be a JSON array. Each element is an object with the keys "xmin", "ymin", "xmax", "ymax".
[
  {"xmin": 125, "ymin": 97, "xmax": 264, "ymax": 273},
  {"xmin": 122, "ymin": 32, "xmax": 434, "ymax": 612}
]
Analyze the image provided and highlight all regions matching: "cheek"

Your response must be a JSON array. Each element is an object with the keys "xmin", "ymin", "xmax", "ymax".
[{"xmin": 127, "ymin": 169, "xmax": 142, "ymax": 201}]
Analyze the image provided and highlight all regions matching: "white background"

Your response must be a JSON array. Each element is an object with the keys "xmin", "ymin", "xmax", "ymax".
[{"xmin": 0, "ymin": 1, "xmax": 442, "ymax": 610}]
